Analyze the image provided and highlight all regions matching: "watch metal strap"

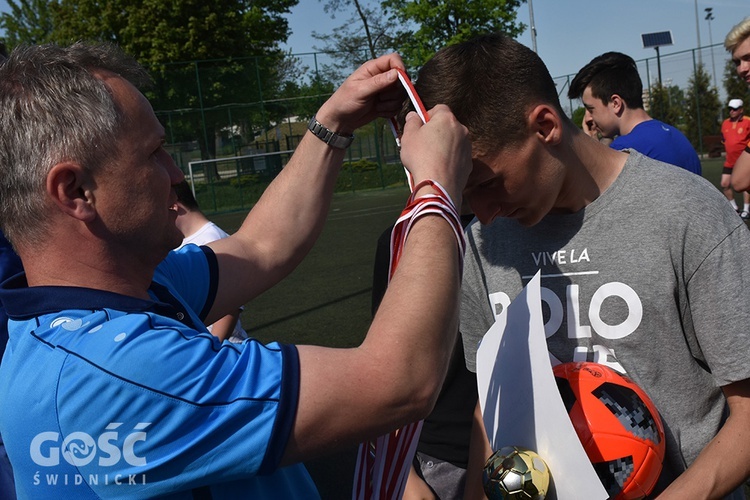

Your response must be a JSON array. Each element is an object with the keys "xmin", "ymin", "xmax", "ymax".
[{"xmin": 307, "ymin": 115, "xmax": 354, "ymax": 149}]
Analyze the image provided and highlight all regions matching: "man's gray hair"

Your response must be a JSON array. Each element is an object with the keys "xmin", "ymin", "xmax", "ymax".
[
  {"xmin": 0, "ymin": 42, "xmax": 150, "ymax": 246},
  {"xmin": 725, "ymin": 16, "xmax": 750, "ymax": 53}
]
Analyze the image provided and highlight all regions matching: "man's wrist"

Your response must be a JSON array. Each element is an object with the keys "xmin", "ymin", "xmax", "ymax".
[{"xmin": 307, "ymin": 115, "xmax": 354, "ymax": 149}]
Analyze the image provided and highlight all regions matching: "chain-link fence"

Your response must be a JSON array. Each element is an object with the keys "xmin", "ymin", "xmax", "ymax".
[{"xmin": 156, "ymin": 43, "xmax": 747, "ymax": 213}]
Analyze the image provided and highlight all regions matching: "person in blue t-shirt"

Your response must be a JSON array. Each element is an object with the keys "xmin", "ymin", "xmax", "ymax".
[
  {"xmin": 0, "ymin": 42, "xmax": 22, "ymax": 500},
  {"xmin": 568, "ymin": 51, "xmax": 702, "ymax": 176},
  {"xmin": 0, "ymin": 229, "xmax": 21, "ymax": 500},
  {"xmin": 0, "ymin": 42, "xmax": 472, "ymax": 498}
]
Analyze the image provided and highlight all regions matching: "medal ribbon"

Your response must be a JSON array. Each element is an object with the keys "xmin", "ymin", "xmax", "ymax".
[
  {"xmin": 353, "ymin": 179, "xmax": 466, "ymax": 499},
  {"xmin": 388, "ymin": 69, "xmax": 430, "ymax": 192}
]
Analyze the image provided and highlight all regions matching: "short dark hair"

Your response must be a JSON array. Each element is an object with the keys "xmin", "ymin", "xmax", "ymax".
[
  {"xmin": 568, "ymin": 52, "xmax": 644, "ymax": 109},
  {"xmin": 407, "ymin": 33, "xmax": 565, "ymax": 157},
  {"xmin": 173, "ymin": 180, "xmax": 200, "ymax": 211}
]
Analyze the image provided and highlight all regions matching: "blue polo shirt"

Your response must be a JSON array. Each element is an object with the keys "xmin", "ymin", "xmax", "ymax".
[
  {"xmin": 0, "ymin": 230, "xmax": 23, "ymax": 360},
  {"xmin": 611, "ymin": 119, "xmax": 702, "ymax": 175},
  {"xmin": 0, "ymin": 245, "xmax": 317, "ymax": 499}
]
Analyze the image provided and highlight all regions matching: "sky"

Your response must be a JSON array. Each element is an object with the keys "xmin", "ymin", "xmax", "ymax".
[
  {"xmin": 280, "ymin": 0, "xmax": 749, "ymax": 82},
  {"xmin": 0, "ymin": 0, "xmax": 747, "ymax": 86}
]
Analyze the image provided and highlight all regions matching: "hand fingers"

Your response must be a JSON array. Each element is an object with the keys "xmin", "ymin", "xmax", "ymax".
[
  {"xmin": 399, "ymin": 106, "xmax": 472, "ymax": 203},
  {"xmin": 345, "ymin": 53, "xmax": 407, "ymax": 105},
  {"xmin": 359, "ymin": 52, "xmax": 406, "ymax": 78},
  {"xmin": 314, "ymin": 53, "xmax": 407, "ymax": 133},
  {"xmin": 353, "ymin": 67, "xmax": 400, "ymax": 104},
  {"xmin": 400, "ymin": 111, "xmax": 424, "ymax": 136}
]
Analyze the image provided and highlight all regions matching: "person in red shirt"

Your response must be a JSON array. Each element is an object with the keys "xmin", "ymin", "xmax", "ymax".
[{"xmin": 721, "ymin": 98, "xmax": 750, "ymax": 218}]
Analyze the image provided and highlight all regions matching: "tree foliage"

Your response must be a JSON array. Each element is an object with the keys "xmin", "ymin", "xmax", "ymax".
[
  {"xmin": 48, "ymin": 0, "xmax": 297, "ymax": 109},
  {"xmin": 1, "ymin": 0, "xmax": 299, "ymax": 161},
  {"xmin": 723, "ymin": 57, "xmax": 750, "ymax": 107},
  {"xmin": 311, "ymin": 0, "xmax": 395, "ymax": 84},
  {"xmin": 317, "ymin": 0, "xmax": 394, "ymax": 58},
  {"xmin": 277, "ymin": 66, "xmax": 336, "ymax": 121},
  {"xmin": 571, "ymin": 106, "xmax": 585, "ymax": 129},
  {"xmin": 685, "ymin": 63, "xmax": 721, "ymax": 152},
  {"xmin": 0, "ymin": 0, "xmax": 56, "ymax": 46},
  {"xmin": 648, "ymin": 83, "xmax": 687, "ymax": 128},
  {"xmin": 314, "ymin": 0, "xmax": 527, "ymax": 73},
  {"xmin": 50, "ymin": 0, "xmax": 296, "ymax": 62},
  {"xmin": 382, "ymin": 0, "xmax": 527, "ymax": 68}
]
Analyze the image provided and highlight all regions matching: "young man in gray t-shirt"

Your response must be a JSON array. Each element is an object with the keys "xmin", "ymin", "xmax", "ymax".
[{"xmin": 409, "ymin": 33, "xmax": 750, "ymax": 499}]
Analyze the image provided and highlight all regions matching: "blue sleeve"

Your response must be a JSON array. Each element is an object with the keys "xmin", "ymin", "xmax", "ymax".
[
  {"xmin": 155, "ymin": 245, "xmax": 218, "ymax": 321},
  {"xmin": 0, "ymin": 230, "xmax": 23, "ymax": 357}
]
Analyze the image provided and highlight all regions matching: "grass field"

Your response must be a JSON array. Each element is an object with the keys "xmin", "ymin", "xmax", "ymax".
[
  {"xmin": 213, "ymin": 186, "xmax": 411, "ymax": 347},
  {"xmin": 209, "ymin": 156, "xmax": 738, "ymax": 498}
]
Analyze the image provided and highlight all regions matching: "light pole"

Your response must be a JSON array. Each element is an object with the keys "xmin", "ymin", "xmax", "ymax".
[
  {"xmin": 694, "ymin": 0, "xmax": 702, "ymax": 65},
  {"xmin": 528, "ymin": 0, "xmax": 538, "ymax": 53},
  {"xmin": 705, "ymin": 8, "xmax": 717, "ymax": 86},
  {"xmin": 705, "ymin": 7, "xmax": 721, "ymax": 119}
]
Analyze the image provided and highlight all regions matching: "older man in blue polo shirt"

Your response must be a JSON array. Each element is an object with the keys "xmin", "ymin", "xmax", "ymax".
[{"xmin": 0, "ymin": 42, "xmax": 472, "ymax": 498}]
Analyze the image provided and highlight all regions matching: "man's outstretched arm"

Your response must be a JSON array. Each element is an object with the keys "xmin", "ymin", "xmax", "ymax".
[
  {"xmin": 284, "ymin": 105, "xmax": 473, "ymax": 464},
  {"xmin": 206, "ymin": 53, "xmax": 408, "ymax": 323}
]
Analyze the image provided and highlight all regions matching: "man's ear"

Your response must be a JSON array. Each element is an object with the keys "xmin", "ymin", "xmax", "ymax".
[
  {"xmin": 46, "ymin": 162, "xmax": 97, "ymax": 222},
  {"xmin": 529, "ymin": 104, "xmax": 563, "ymax": 146},
  {"xmin": 610, "ymin": 94, "xmax": 625, "ymax": 115},
  {"xmin": 173, "ymin": 202, "xmax": 189, "ymax": 217}
]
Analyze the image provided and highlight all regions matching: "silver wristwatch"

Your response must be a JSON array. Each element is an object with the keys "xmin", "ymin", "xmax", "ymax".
[{"xmin": 307, "ymin": 115, "xmax": 354, "ymax": 149}]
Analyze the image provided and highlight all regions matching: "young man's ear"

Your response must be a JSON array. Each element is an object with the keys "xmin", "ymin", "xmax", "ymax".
[
  {"xmin": 609, "ymin": 94, "xmax": 625, "ymax": 115},
  {"xmin": 46, "ymin": 162, "xmax": 97, "ymax": 222},
  {"xmin": 529, "ymin": 104, "xmax": 563, "ymax": 146}
]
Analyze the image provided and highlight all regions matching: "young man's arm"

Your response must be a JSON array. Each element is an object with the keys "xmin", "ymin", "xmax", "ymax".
[
  {"xmin": 731, "ymin": 149, "xmax": 750, "ymax": 191},
  {"xmin": 463, "ymin": 400, "xmax": 493, "ymax": 500},
  {"xmin": 207, "ymin": 310, "xmax": 241, "ymax": 342},
  {"xmin": 657, "ymin": 379, "xmax": 750, "ymax": 498}
]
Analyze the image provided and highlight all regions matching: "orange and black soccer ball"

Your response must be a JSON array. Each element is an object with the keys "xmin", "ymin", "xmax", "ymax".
[{"xmin": 553, "ymin": 362, "xmax": 665, "ymax": 500}]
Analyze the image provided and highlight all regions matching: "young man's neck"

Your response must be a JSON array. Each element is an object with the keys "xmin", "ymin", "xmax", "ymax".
[
  {"xmin": 618, "ymin": 107, "xmax": 652, "ymax": 136},
  {"xmin": 556, "ymin": 128, "xmax": 629, "ymax": 213}
]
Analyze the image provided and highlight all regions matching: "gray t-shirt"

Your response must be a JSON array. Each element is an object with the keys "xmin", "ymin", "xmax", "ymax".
[{"xmin": 460, "ymin": 151, "xmax": 750, "ymax": 496}]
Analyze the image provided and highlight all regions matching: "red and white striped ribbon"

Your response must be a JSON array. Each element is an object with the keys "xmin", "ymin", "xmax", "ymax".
[
  {"xmin": 388, "ymin": 68, "xmax": 430, "ymax": 192},
  {"xmin": 353, "ymin": 179, "xmax": 466, "ymax": 500}
]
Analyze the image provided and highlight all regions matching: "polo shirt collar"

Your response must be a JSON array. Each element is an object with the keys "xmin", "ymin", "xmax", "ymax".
[{"xmin": 0, "ymin": 273, "xmax": 200, "ymax": 330}]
